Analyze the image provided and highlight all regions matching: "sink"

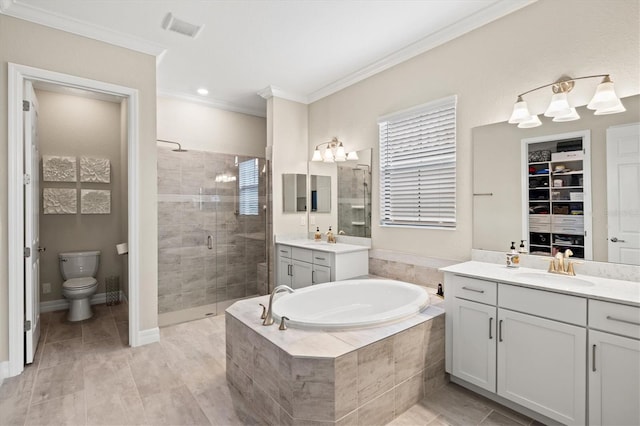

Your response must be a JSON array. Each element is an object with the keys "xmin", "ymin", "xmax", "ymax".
[{"xmin": 515, "ymin": 272, "xmax": 595, "ymax": 287}]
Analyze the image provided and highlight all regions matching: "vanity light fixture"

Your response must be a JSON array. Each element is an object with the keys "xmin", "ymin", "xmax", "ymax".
[
  {"xmin": 508, "ymin": 74, "xmax": 626, "ymax": 129},
  {"xmin": 311, "ymin": 137, "xmax": 357, "ymax": 163}
]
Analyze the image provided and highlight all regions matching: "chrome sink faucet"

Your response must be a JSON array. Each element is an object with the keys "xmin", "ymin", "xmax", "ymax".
[
  {"xmin": 548, "ymin": 249, "xmax": 581, "ymax": 276},
  {"xmin": 262, "ymin": 285, "xmax": 295, "ymax": 326}
]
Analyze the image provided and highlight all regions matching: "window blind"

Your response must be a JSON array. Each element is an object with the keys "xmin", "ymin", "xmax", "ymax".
[
  {"xmin": 239, "ymin": 158, "xmax": 259, "ymax": 216},
  {"xmin": 378, "ymin": 95, "xmax": 457, "ymax": 228}
]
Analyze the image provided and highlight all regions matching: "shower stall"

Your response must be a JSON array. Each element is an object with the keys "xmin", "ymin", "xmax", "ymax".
[
  {"xmin": 337, "ymin": 164, "xmax": 372, "ymax": 237},
  {"xmin": 156, "ymin": 143, "xmax": 268, "ymax": 325}
]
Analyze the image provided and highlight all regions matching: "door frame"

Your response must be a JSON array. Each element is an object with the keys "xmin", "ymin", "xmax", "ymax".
[{"xmin": 7, "ymin": 63, "xmax": 142, "ymax": 376}]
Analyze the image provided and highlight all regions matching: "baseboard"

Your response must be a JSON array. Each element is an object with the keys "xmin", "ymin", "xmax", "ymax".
[
  {"xmin": 40, "ymin": 291, "xmax": 127, "ymax": 313},
  {"xmin": 0, "ymin": 360, "xmax": 9, "ymax": 387},
  {"xmin": 135, "ymin": 327, "xmax": 160, "ymax": 346}
]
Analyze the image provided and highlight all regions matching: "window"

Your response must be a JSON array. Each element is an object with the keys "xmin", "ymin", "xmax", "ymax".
[
  {"xmin": 238, "ymin": 158, "xmax": 259, "ymax": 216},
  {"xmin": 378, "ymin": 95, "xmax": 457, "ymax": 228}
]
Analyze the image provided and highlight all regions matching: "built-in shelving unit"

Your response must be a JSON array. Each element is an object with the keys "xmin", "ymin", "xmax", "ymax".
[{"xmin": 522, "ymin": 131, "xmax": 592, "ymax": 260}]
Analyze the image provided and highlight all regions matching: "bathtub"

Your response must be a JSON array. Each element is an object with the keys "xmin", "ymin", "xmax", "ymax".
[{"xmin": 271, "ymin": 279, "xmax": 430, "ymax": 330}]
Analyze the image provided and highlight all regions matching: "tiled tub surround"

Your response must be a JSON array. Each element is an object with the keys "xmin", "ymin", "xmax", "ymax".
[
  {"xmin": 225, "ymin": 293, "xmax": 446, "ymax": 425},
  {"xmin": 157, "ymin": 146, "xmax": 266, "ymax": 320}
]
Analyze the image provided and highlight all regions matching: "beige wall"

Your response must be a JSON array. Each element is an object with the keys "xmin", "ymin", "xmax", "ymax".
[
  {"xmin": 157, "ymin": 96, "xmax": 266, "ymax": 157},
  {"xmin": 473, "ymin": 95, "xmax": 640, "ymax": 262},
  {"xmin": 0, "ymin": 15, "xmax": 157, "ymax": 362},
  {"xmin": 36, "ymin": 90, "xmax": 125, "ymax": 302},
  {"xmin": 307, "ymin": 0, "xmax": 640, "ymax": 262}
]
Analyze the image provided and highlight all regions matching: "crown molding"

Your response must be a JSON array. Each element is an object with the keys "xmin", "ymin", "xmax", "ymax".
[
  {"xmin": 158, "ymin": 89, "xmax": 266, "ymax": 118},
  {"xmin": 307, "ymin": 0, "xmax": 536, "ymax": 104},
  {"xmin": 257, "ymin": 85, "xmax": 308, "ymax": 104},
  {"xmin": 0, "ymin": 0, "xmax": 166, "ymax": 59}
]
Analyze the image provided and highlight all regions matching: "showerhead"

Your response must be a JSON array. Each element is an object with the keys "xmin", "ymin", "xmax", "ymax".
[{"xmin": 157, "ymin": 139, "xmax": 188, "ymax": 152}]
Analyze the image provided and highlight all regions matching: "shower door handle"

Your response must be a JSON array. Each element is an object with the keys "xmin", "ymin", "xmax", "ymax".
[{"xmin": 207, "ymin": 235, "xmax": 213, "ymax": 250}]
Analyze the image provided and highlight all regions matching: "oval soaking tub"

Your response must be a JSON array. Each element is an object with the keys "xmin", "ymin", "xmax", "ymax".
[{"xmin": 271, "ymin": 279, "xmax": 430, "ymax": 330}]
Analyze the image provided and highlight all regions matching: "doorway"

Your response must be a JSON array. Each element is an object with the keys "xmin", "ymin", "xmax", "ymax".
[{"xmin": 7, "ymin": 63, "xmax": 142, "ymax": 377}]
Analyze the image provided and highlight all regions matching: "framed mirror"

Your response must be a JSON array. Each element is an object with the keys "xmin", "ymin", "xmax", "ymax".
[
  {"xmin": 310, "ymin": 175, "xmax": 331, "ymax": 213},
  {"xmin": 282, "ymin": 173, "xmax": 307, "ymax": 213}
]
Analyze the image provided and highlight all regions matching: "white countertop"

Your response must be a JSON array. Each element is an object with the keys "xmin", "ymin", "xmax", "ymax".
[
  {"xmin": 441, "ymin": 261, "xmax": 640, "ymax": 307},
  {"xmin": 277, "ymin": 239, "xmax": 369, "ymax": 254}
]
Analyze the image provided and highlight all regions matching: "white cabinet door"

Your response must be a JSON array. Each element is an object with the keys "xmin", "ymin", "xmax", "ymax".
[
  {"xmin": 589, "ymin": 329, "xmax": 640, "ymax": 426},
  {"xmin": 277, "ymin": 257, "xmax": 292, "ymax": 286},
  {"xmin": 291, "ymin": 259, "xmax": 313, "ymax": 289},
  {"xmin": 452, "ymin": 298, "xmax": 497, "ymax": 392},
  {"xmin": 312, "ymin": 264, "xmax": 331, "ymax": 285},
  {"xmin": 497, "ymin": 308, "xmax": 586, "ymax": 425}
]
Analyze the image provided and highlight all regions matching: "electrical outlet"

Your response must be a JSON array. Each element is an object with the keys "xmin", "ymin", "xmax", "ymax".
[
  {"xmin": 42, "ymin": 282, "xmax": 51, "ymax": 294},
  {"xmin": 300, "ymin": 215, "xmax": 307, "ymax": 226},
  {"xmin": 310, "ymin": 215, "xmax": 316, "ymax": 225}
]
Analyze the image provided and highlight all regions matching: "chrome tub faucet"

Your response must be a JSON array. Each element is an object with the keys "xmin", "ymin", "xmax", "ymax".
[{"xmin": 262, "ymin": 285, "xmax": 295, "ymax": 326}]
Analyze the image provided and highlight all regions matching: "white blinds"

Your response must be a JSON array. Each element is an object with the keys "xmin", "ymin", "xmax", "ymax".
[
  {"xmin": 378, "ymin": 95, "xmax": 457, "ymax": 228},
  {"xmin": 239, "ymin": 158, "xmax": 259, "ymax": 216}
]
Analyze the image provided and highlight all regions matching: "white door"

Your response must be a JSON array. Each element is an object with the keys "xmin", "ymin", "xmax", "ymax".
[
  {"xmin": 497, "ymin": 308, "xmax": 586, "ymax": 425},
  {"xmin": 312, "ymin": 264, "xmax": 330, "ymax": 285},
  {"xmin": 277, "ymin": 257, "xmax": 292, "ymax": 286},
  {"xmin": 607, "ymin": 123, "xmax": 640, "ymax": 265},
  {"xmin": 291, "ymin": 260, "xmax": 312, "ymax": 289},
  {"xmin": 589, "ymin": 329, "xmax": 640, "ymax": 426},
  {"xmin": 452, "ymin": 298, "xmax": 497, "ymax": 392},
  {"xmin": 24, "ymin": 80, "xmax": 41, "ymax": 364}
]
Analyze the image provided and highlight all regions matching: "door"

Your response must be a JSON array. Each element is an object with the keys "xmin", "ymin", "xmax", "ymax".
[
  {"xmin": 277, "ymin": 257, "xmax": 292, "ymax": 286},
  {"xmin": 291, "ymin": 260, "xmax": 312, "ymax": 289},
  {"xmin": 312, "ymin": 264, "xmax": 330, "ymax": 285},
  {"xmin": 607, "ymin": 123, "xmax": 640, "ymax": 265},
  {"xmin": 589, "ymin": 330, "xmax": 640, "ymax": 426},
  {"xmin": 24, "ymin": 80, "xmax": 41, "ymax": 363},
  {"xmin": 497, "ymin": 308, "xmax": 586, "ymax": 425},
  {"xmin": 452, "ymin": 298, "xmax": 497, "ymax": 392}
]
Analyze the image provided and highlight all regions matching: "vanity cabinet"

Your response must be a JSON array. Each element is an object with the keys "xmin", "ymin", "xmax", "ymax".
[
  {"xmin": 588, "ymin": 300, "xmax": 640, "ymax": 426},
  {"xmin": 275, "ymin": 242, "xmax": 368, "ymax": 289}
]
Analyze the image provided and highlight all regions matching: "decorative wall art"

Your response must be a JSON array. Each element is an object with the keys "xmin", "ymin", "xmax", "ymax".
[
  {"xmin": 80, "ymin": 157, "xmax": 111, "ymax": 183},
  {"xmin": 81, "ymin": 189, "xmax": 111, "ymax": 214},
  {"xmin": 42, "ymin": 155, "xmax": 77, "ymax": 182},
  {"xmin": 43, "ymin": 188, "xmax": 77, "ymax": 214}
]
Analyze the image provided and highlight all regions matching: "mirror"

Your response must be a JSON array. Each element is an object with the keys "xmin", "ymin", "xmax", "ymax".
[
  {"xmin": 472, "ymin": 95, "xmax": 639, "ymax": 264},
  {"xmin": 282, "ymin": 173, "xmax": 307, "ymax": 213},
  {"xmin": 310, "ymin": 175, "xmax": 331, "ymax": 213}
]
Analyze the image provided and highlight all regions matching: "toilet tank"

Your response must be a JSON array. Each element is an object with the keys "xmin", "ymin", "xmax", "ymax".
[{"xmin": 59, "ymin": 251, "xmax": 101, "ymax": 279}]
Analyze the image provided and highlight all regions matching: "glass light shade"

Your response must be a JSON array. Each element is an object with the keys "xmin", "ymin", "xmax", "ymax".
[
  {"xmin": 552, "ymin": 108, "xmax": 580, "ymax": 122},
  {"xmin": 594, "ymin": 101, "xmax": 626, "ymax": 115},
  {"xmin": 346, "ymin": 151, "xmax": 359, "ymax": 161},
  {"xmin": 517, "ymin": 115, "xmax": 542, "ymax": 128},
  {"xmin": 508, "ymin": 99, "xmax": 532, "ymax": 124},
  {"xmin": 544, "ymin": 93, "xmax": 572, "ymax": 117},
  {"xmin": 323, "ymin": 148, "xmax": 334, "ymax": 163},
  {"xmin": 311, "ymin": 149, "xmax": 322, "ymax": 162},
  {"xmin": 587, "ymin": 81, "xmax": 622, "ymax": 110},
  {"xmin": 334, "ymin": 145, "xmax": 346, "ymax": 161}
]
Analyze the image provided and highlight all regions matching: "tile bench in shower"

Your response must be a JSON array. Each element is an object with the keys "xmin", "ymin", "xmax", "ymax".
[{"xmin": 225, "ymin": 295, "xmax": 446, "ymax": 425}]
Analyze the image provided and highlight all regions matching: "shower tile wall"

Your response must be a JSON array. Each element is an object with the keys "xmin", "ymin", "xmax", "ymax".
[
  {"xmin": 157, "ymin": 146, "xmax": 266, "ymax": 315},
  {"xmin": 337, "ymin": 166, "xmax": 371, "ymax": 237}
]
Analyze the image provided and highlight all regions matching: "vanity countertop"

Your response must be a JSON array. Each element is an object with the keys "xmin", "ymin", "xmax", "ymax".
[
  {"xmin": 441, "ymin": 261, "xmax": 640, "ymax": 307},
  {"xmin": 277, "ymin": 239, "xmax": 369, "ymax": 254}
]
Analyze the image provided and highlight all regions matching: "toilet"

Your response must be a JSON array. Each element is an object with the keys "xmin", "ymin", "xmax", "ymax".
[{"xmin": 59, "ymin": 250, "xmax": 100, "ymax": 321}]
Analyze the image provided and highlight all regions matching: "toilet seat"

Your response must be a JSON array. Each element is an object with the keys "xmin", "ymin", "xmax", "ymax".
[{"xmin": 63, "ymin": 277, "xmax": 97, "ymax": 290}]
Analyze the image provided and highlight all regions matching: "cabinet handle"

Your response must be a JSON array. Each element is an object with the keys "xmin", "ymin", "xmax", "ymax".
[
  {"xmin": 207, "ymin": 235, "xmax": 213, "ymax": 250},
  {"xmin": 312, "ymin": 270, "xmax": 315, "ymax": 284},
  {"xmin": 462, "ymin": 286, "xmax": 485, "ymax": 294},
  {"xmin": 288, "ymin": 264, "xmax": 292, "ymax": 276},
  {"xmin": 315, "ymin": 257, "xmax": 326, "ymax": 261},
  {"xmin": 592, "ymin": 344, "xmax": 596, "ymax": 372},
  {"xmin": 498, "ymin": 319, "xmax": 503, "ymax": 342},
  {"xmin": 489, "ymin": 317, "xmax": 493, "ymax": 340},
  {"xmin": 280, "ymin": 250, "xmax": 288, "ymax": 254},
  {"xmin": 606, "ymin": 315, "xmax": 640, "ymax": 326}
]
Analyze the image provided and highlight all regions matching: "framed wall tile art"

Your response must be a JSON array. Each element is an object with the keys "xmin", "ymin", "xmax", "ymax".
[
  {"xmin": 43, "ymin": 188, "xmax": 77, "ymax": 214},
  {"xmin": 42, "ymin": 155, "xmax": 77, "ymax": 182},
  {"xmin": 80, "ymin": 157, "xmax": 111, "ymax": 183},
  {"xmin": 81, "ymin": 189, "xmax": 111, "ymax": 214}
]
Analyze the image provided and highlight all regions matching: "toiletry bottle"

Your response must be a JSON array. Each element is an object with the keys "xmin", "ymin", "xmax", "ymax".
[
  {"xmin": 314, "ymin": 227, "xmax": 322, "ymax": 241},
  {"xmin": 518, "ymin": 240, "xmax": 528, "ymax": 254},
  {"xmin": 506, "ymin": 242, "xmax": 520, "ymax": 268},
  {"xmin": 326, "ymin": 226, "xmax": 336, "ymax": 244}
]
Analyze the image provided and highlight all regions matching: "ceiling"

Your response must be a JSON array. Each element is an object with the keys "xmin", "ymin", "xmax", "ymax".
[{"xmin": 1, "ymin": 0, "xmax": 534, "ymax": 117}]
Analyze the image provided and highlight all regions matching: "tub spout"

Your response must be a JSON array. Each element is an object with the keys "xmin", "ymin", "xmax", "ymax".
[{"xmin": 263, "ymin": 285, "xmax": 295, "ymax": 326}]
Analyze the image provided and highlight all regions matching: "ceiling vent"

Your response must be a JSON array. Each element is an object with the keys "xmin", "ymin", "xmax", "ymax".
[{"xmin": 162, "ymin": 13, "xmax": 203, "ymax": 38}]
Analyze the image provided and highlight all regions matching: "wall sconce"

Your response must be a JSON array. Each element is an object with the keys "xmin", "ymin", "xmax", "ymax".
[
  {"xmin": 508, "ymin": 74, "xmax": 626, "ymax": 129},
  {"xmin": 311, "ymin": 137, "xmax": 358, "ymax": 162}
]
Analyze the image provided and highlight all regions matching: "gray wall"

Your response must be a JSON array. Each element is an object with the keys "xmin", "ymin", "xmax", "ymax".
[{"xmin": 37, "ymin": 89, "xmax": 126, "ymax": 302}]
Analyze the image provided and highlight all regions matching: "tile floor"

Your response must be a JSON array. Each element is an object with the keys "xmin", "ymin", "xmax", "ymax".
[{"xmin": 0, "ymin": 304, "xmax": 537, "ymax": 426}]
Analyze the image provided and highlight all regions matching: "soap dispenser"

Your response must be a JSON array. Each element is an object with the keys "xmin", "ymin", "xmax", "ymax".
[
  {"xmin": 326, "ymin": 226, "xmax": 336, "ymax": 244},
  {"xmin": 506, "ymin": 241, "xmax": 520, "ymax": 268},
  {"xmin": 518, "ymin": 240, "xmax": 528, "ymax": 254},
  {"xmin": 314, "ymin": 227, "xmax": 322, "ymax": 241}
]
